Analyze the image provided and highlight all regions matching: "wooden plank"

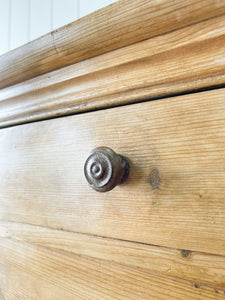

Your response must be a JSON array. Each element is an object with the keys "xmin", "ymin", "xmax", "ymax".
[
  {"xmin": 1, "ymin": 13, "xmax": 225, "ymax": 128},
  {"xmin": 0, "ymin": 237, "xmax": 224, "ymax": 299},
  {"xmin": 1, "ymin": 89, "xmax": 225, "ymax": 255},
  {"xmin": 0, "ymin": 220, "xmax": 225, "ymax": 288},
  {"xmin": 0, "ymin": 0, "xmax": 225, "ymax": 88}
]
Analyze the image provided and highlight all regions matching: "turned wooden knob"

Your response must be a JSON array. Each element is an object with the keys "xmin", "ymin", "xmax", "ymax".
[{"xmin": 84, "ymin": 147, "xmax": 129, "ymax": 192}]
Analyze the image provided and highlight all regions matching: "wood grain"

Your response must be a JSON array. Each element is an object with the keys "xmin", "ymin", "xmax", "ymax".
[
  {"xmin": 1, "ymin": 0, "xmax": 225, "ymax": 89},
  {"xmin": 0, "ymin": 88, "xmax": 225, "ymax": 255},
  {"xmin": 1, "ymin": 13, "xmax": 225, "ymax": 128},
  {"xmin": 1, "ymin": 220, "xmax": 225, "ymax": 288},
  {"xmin": 0, "ymin": 237, "xmax": 224, "ymax": 299}
]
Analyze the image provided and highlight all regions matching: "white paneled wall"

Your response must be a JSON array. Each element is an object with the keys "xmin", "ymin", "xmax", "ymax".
[
  {"xmin": 0, "ymin": 0, "xmax": 117, "ymax": 56},
  {"xmin": 0, "ymin": 0, "xmax": 10, "ymax": 55},
  {"xmin": 30, "ymin": 0, "xmax": 52, "ymax": 41},
  {"xmin": 52, "ymin": 0, "xmax": 78, "ymax": 29},
  {"xmin": 79, "ymin": 0, "xmax": 115, "ymax": 18},
  {"xmin": 10, "ymin": 0, "xmax": 30, "ymax": 49}
]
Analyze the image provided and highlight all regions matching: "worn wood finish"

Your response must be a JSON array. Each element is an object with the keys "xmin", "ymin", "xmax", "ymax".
[
  {"xmin": 0, "ymin": 237, "xmax": 224, "ymax": 299},
  {"xmin": 1, "ymin": 0, "xmax": 225, "ymax": 89},
  {"xmin": 0, "ymin": 16, "xmax": 225, "ymax": 127},
  {"xmin": 1, "ymin": 89, "xmax": 225, "ymax": 256},
  {"xmin": 1, "ymin": 1, "xmax": 225, "ymax": 298},
  {"xmin": 1, "ymin": 14, "xmax": 225, "ymax": 128},
  {"xmin": 1, "ymin": 220, "xmax": 225, "ymax": 288}
]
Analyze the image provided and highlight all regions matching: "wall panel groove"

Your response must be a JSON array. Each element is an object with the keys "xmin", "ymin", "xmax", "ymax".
[{"xmin": 0, "ymin": 0, "xmax": 117, "ymax": 55}]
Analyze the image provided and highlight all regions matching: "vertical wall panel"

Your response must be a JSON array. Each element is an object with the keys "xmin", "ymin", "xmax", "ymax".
[
  {"xmin": 30, "ymin": 0, "xmax": 52, "ymax": 41},
  {"xmin": 4, "ymin": 0, "xmax": 118, "ymax": 53},
  {"xmin": 10, "ymin": 0, "xmax": 29, "ymax": 50},
  {"xmin": 79, "ymin": 0, "xmax": 116, "ymax": 18},
  {"xmin": 52, "ymin": 0, "xmax": 78, "ymax": 30},
  {"xmin": 0, "ymin": 0, "xmax": 10, "ymax": 56}
]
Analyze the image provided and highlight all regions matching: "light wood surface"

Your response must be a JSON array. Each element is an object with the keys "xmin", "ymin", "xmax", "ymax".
[
  {"xmin": 0, "ymin": 0, "xmax": 225, "ymax": 89},
  {"xmin": 1, "ymin": 13, "xmax": 225, "ymax": 128},
  {"xmin": 1, "ymin": 2, "xmax": 225, "ymax": 298},
  {"xmin": 0, "ymin": 237, "xmax": 224, "ymax": 299},
  {"xmin": 1, "ymin": 220, "xmax": 225, "ymax": 288},
  {"xmin": 1, "ymin": 88, "xmax": 225, "ymax": 256}
]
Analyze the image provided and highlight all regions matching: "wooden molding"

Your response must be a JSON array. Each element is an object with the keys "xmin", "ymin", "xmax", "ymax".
[
  {"xmin": 0, "ymin": 0, "xmax": 225, "ymax": 89},
  {"xmin": 1, "ymin": 14, "xmax": 225, "ymax": 128}
]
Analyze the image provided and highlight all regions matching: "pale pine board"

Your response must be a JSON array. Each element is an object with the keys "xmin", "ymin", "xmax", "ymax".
[
  {"xmin": 0, "ymin": 89, "xmax": 225, "ymax": 255},
  {"xmin": 0, "ymin": 220, "xmax": 225, "ymax": 287},
  {"xmin": 1, "ymin": 0, "xmax": 225, "ymax": 88},
  {"xmin": 0, "ymin": 237, "xmax": 224, "ymax": 299},
  {"xmin": 1, "ymin": 14, "xmax": 225, "ymax": 127}
]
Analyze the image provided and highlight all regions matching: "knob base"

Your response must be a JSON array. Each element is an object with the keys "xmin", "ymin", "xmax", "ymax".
[{"xmin": 118, "ymin": 155, "xmax": 130, "ymax": 185}]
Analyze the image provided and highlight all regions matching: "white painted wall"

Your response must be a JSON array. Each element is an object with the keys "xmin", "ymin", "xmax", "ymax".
[{"xmin": 0, "ymin": 0, "xmax": 117, "ymax": 56}]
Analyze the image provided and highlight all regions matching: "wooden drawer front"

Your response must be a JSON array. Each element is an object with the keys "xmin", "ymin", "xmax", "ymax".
[{"xmin": 1, "ymin": 88, "xmax": 225, "ymax": 256}]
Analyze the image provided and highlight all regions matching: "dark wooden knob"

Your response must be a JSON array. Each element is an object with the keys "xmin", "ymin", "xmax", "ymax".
[{"xmin": 84, "ymin": 147, "xmax": 129, "ymax": 192}]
